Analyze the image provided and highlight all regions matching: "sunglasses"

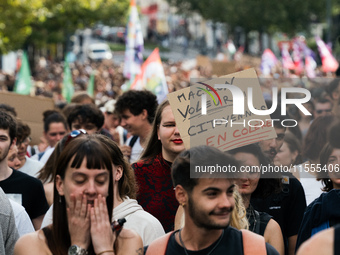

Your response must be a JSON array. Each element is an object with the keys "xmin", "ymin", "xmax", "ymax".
[
  {"xmin": 64, "ymin": 129, "xmax": 87, "ymax": 148},
  {"xmin": 316, "ymin": 109, "xmax": 332, "ymax": 114}
]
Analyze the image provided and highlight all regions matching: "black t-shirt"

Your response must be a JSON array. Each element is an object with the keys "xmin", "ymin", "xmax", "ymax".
[
  {"xmin": 0, "ymin": 169, "xmax": 49, "ymax": 220},
  {"xmin": 251, "ymin": 174, "xmax": 306, "ymax": 254},
  {"xmin": 247, "ymin": 205, "xmax": 272, "ymax": 236},
  {"xmin": 334, "ymin": 224, "xmax": 340, "ymax": 255},
  {"xmin": 163, "ymin": 227, "xmax": 279, "ymax": 255}
]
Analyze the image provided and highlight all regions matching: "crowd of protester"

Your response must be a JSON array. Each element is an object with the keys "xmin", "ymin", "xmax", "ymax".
[{"xmin": 1, "ymin": 51, "xmax": 340, "ymax": 254}]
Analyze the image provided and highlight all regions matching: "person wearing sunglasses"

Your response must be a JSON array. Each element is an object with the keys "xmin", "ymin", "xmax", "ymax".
[
  {"xmin": 15, "ymin": 134, "xmax": 143, "ymax": 255},
  {"xmin": 40, "ymin": 131, "xmax": 165, "ymax": 246}
]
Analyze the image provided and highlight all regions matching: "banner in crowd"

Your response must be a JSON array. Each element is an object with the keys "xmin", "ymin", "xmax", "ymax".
[
  {"xmin": 0, "ymin": 92, "xmax": 54, "ymax": 145},
  {"xmin": 167, "ymin": 68, "xmax": 276, "ymax": 151},
  {"xmin": 123, "ymin": 0, "xmax": 144, "ymax": 83},
  {"xmin": 62, "ymin": 60, "xmax": 74, "ymax": 103},
  {"xmin": 130, "ymin": 48, "xmax": 168, "ymax": 103},
  {"xmin": 14, "ymin": 52, "xmax": 32, "ymax": 95}
]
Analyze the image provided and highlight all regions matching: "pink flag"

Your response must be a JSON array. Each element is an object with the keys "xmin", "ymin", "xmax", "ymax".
[
  {"xmin": 315, "ymin": 36, "xmax": 339, "ymax": 73},
  {"xmin": 131, "ymin": 48, "xmax": 168, "ymax": 103}
]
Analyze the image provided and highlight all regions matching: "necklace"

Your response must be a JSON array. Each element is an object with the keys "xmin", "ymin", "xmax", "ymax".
[{"xmin": 178, "ymin": 229, "xmax": 224, "ymax": 255}]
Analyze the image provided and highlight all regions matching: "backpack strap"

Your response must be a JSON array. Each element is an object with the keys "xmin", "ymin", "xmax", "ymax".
[
  {"xmin": 129, "ymin": 135, "xmax": 138, "ymax": 148},
  {"xmin": 241, "ymin": 229, "xmax": 267, "ymax": 255},
  {"xmin": 145, "ymin": 232, "xmax": 173, "ymax": 255}
]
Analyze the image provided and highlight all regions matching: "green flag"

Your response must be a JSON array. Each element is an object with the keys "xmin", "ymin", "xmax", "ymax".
[
  {"xmin": 87, "ymin": 72, "xmax": 95, "ymax": 97},
  {"xmin": 62, "ymin": 60, "xmax": 74, "ymax": 103},
  {"xmin": 14, "ymin": 52, "xmax": 32, "ymax": 95}
]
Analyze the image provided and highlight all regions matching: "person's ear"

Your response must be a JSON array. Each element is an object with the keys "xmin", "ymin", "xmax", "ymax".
[
  {"xmin": 55, "ymin": 175, "xmax": 65, "ymax": 196},
  {"xmin": 115, "ymin": 165, "xmax": 123, "ymax": 182},
  {"xmin": 141, "ymin": 109, "xmax": 148, "ymax": 120},
  {"xmin": 175, "ymin": 185, "xmax": 188, "ymax": 207},
  {"xmin": 10, "ymin": 138, "xmax": 17, "ymax": 150}
]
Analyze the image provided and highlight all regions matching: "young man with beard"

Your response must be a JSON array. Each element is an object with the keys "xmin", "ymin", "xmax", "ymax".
[
  {"xmin": 146, "ymin": 146, "xmax": 279, "ymax": 255},
  {"xmin": 0, "ymin": 111, "xmax": 49, "ymax": 230}
]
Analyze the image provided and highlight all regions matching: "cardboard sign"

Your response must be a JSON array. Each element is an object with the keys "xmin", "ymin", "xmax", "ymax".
[
  {"xmin": 0, "ymin": 92, "xmax": 55, "ymax": 145},
  {"xmin": 167, "ymin": 68, "xmax": 276, "ymax": 151},
  {"xmin": 196, "ymin": 55, "xmax": 211, "ymax": 67},
  {"xmin": 211, "ymin": 60, "xmax": 237, "ymax": 76}
]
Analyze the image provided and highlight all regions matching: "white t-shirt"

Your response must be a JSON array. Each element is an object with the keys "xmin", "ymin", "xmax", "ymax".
[
  {"xmin": 125, "ymin": 136, "xmax": 143, "ymax": 164},
  {"xmin": 18, "ymin": 156, "xmax": 44, "ymax": 178},
  {"xmin": 296, "ymin": 164, "xmax": 324, "ymax": 205},
  {"xmin": 9, "ymin": 199, "xmax": 35, "ymax": 236}
]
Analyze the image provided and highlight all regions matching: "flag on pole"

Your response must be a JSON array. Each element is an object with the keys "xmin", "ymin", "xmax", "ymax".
[
  {"xmin": 14, "ymin": 52, "xmax": 32, "ymax": 95},
  {"xmin": 62, "ymin": 60, "xmax": 74, "ymax": 103},
  {"xmin": 123, "ymin": 0, "xmax": 144, "ymax": 84},
  {"xmin": 315, "ymin": 36, "xmax": 339, "ymax": 73},
  {"xmin": 260, "ymin": 49, "xmax": 277, "ymax": 75},
  {"xmin": 130, "ymin": 48, "xmax": 168, "ymax": 103},
  {"xmin": 87, "ymin": 72, "xmax": 95, "ymax": 97}
]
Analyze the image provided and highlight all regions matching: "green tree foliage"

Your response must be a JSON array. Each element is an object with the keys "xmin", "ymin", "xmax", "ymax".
[
  {"xmin": 0, "ymin": 0, "xmax": 43, "ymax": 54},
  {"xmin": 168, "ymin": 0, "xmax": 325, "ymax": 35},
  {"xmin": 0, "ymin": 0, "xmax": 129, "ymax": 54}
]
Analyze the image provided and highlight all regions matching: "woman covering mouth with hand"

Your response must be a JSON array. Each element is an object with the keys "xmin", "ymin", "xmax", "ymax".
[
  {"xmin": 14, "ymin": 135, "xmax": 142, "ymax": 255},
  {"xmin": 132, "ymin": 100, "xmax": 186, "ymax": 233}
]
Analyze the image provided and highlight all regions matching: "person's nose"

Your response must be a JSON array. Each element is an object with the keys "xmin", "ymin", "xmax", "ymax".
[{"xmin": 84, "ymin": 181, "xmax": 97, "ymax": 197}]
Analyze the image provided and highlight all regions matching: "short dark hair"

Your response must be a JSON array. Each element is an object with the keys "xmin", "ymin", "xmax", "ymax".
[
  {"xmin": 0, "ymin": 110, "xmax": 17, "ymax": 144},
  {"xmin": 0, "ymin": 104, "xmax": 17, "ymax": 116},
  {"xmin": 67, "ymin": 104, "xmax": 104, "ymax": 130},
  {"xmin": 115, "ymin": 90, "xmax": 158, "ymax": 124},
  {"xmin": 16, "ymin": 120, "xmax": 31, "ymax": 142},
  {"xmin": 229, "ymin": 143, "xmax": 281, "ymax": 197},
  {"xmin": 171, "ymin": 145, "xmax": 239, "ymax": 193},
  {"xmin": 43, "ymin": 110, "xmax": 68, "ymax": 133}
]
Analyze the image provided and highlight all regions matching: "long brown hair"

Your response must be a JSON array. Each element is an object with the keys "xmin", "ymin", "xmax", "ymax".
[
  {"xmin": 47, "ymin": 135, "xmax": 114, "ymax": 255},
  {"xmin": 140, "ymin": 100, "xmax": 170, "ymax": 160}
]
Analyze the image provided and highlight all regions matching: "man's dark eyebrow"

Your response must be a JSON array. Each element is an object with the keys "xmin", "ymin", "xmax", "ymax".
[
  {"xmin": 202, "ymin": 184, "xmax": 235, "ymax": 193},
  {"xmin": 228, "ymin": 184, "xmax": 236, "ymax": 190},
  {"xmin": 202, "ymin": 187, "xmax": 221, "ymax": 193}
]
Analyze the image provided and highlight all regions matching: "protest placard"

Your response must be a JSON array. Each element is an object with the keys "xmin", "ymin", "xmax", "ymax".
[
  {"xmin": 196, "ymin": 55, "xmax": 211, "ymax": 67},
  {"xmin": 0, "ymin": 92, "xmax": 55, "ymax": 145},
  {"xmin": 211, "ymin": 60, "xmax": 236, "ymax": 76},
  {"xmin": 167, "ymin": 68, "xmax": 277, "ymax": 151}
]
